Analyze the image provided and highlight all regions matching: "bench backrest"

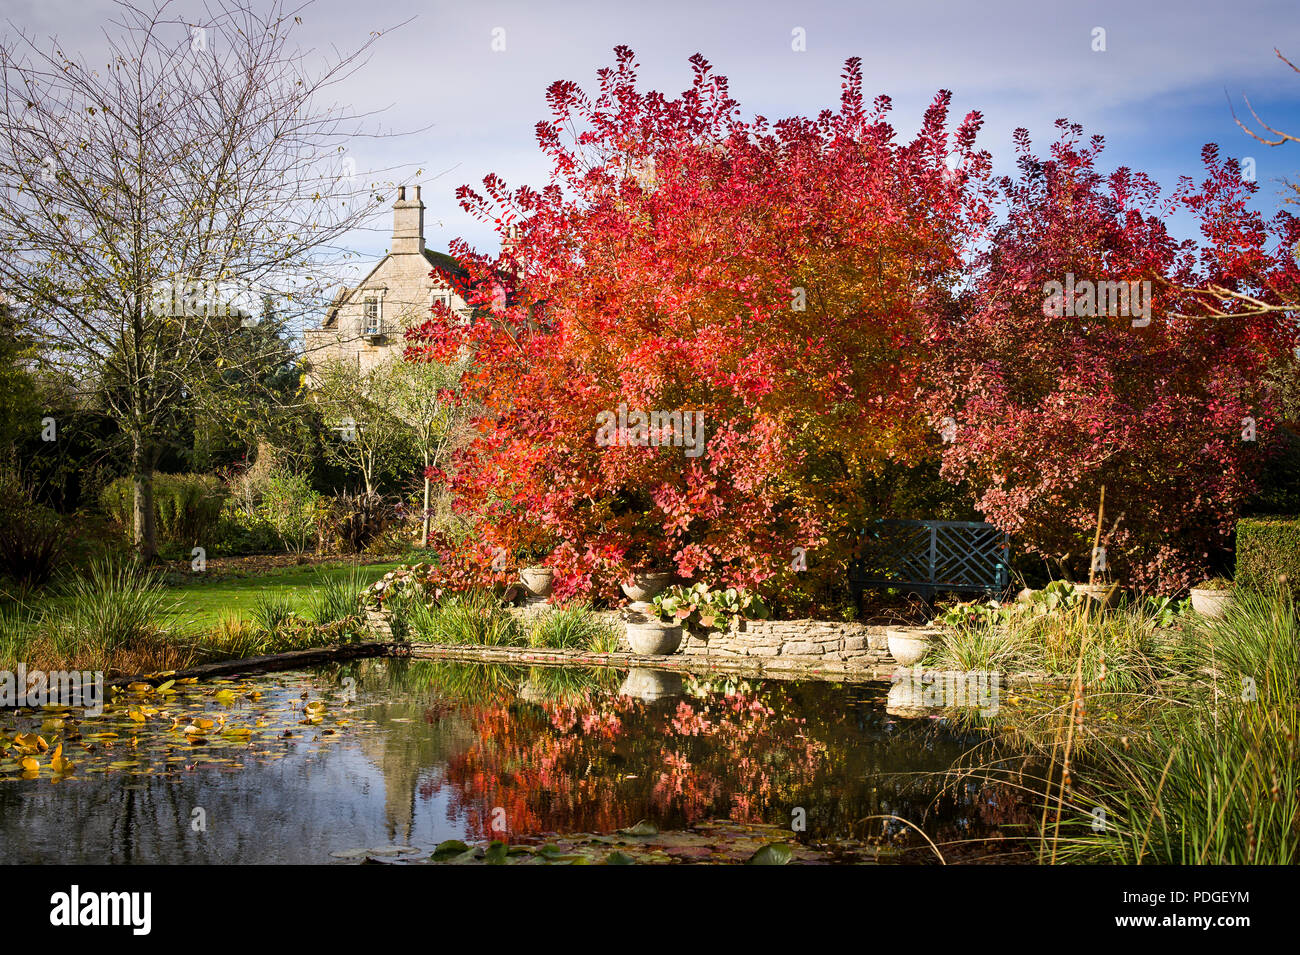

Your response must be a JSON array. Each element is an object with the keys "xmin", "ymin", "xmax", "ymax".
[{"xmin": 849, "ymin": 519, "xmax": 1010, "ymax": 599}]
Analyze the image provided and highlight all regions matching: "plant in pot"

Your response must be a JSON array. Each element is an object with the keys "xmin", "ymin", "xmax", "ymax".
[
  {"xmin": 619, "ymin": 537, "xmax": 674, "ymax": 602},
  {"xmin": 1189, "ymin": 576, "xmax": 1235, "ymax": 619},
  {"xmin": 653, "ymin": 582, "xmax": 770, "ymax": 633},
  {"xmin": 1073, "ymin": 576, "xmax": 1121, "ymax": 609},
  {"xmin": 622, "ymin": 602, "xmax": 684, "ymax": 655},
  {"xmin": 515, "ymin": 534, "xmax": 558, "ymax": 600}
]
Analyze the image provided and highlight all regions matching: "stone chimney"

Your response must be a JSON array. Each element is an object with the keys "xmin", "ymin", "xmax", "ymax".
[{"xmin": 392, "ymin": 184, "xmax": 424, "ymax": 255}]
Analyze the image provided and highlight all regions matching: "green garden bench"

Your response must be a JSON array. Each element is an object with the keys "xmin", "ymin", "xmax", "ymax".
[{"xmin": 848, "ymin": 519, "xmax": 1011, "ymax": 607}]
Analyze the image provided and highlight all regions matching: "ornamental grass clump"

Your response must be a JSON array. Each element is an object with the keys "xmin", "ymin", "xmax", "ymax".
[
  {"xmin": 304, "ymin": 565, "xmax": 370, "ymax": 640},
  {"xmin": 409, "ymin": 590, "xmax": 523, "ymax": 647},
  {"xmin": 961, "ymin": 588, "xmax": 1300, "ymax": 865},
  {"xmin": 527, "ymin": 603, "xmax": 619, "ymax": 650},
  {"xmin": 56, "ymin": 558, "xmax": 174, "ymax": 657},
  {"xmin": 1056, "ymin": 588, "xmax": 1300, "ymax": 865},
  {"xmin": 12, "ymin": 558, "xmax": 193, "ymax": 674},
  {"xmin": 249, "ymin": 592, "xmax": 298, "ymax": 640}
]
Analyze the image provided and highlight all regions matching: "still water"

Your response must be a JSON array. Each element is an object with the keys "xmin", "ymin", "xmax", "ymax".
[{"xmin": 0, "ymin": 660, "xmax": 1032, "ymax": 863}]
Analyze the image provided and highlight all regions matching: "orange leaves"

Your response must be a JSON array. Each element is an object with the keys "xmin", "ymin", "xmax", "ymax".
[{"xmin": 406, "ymin": 50, "xmax": 992, "ymax": 603}]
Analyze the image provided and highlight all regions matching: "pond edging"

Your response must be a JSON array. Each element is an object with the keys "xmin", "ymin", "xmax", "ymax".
[
  {"xmin": 100, "ymin": 641, "xmax": 404, "ymax": 691},
  {"xmin": 367, "ymin": 606, "xmax": 1066, "ymax": 687},
  {"xmin": 406, "ymin": 640, "xmax": 900, "ymax": 682}
]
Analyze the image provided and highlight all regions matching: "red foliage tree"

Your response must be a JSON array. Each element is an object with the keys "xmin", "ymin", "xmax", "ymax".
[
  {"xmin": 408, "ymin": 48, "xmax": 989, "ymax": 604},
  {"xmin": 926, "ymin": 123, "xmax": 1300, "ymax": 590}
]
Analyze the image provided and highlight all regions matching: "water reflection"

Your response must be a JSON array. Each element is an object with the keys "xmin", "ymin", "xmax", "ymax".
[
  {"xmin": 0, "ymin": 660, "xmax": 1036, "ymax": 863},
  {"xmin": 618, "ymin": 668, "xmax": 686, "ymax": 701}
]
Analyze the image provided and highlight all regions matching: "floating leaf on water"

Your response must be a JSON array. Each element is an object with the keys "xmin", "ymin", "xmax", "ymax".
[
  {"xmin": 746, "ymin": 843, "xmax": 795, "ymax": 866},
  {"xmin": 604, "ymin": 851, "xmax": 635, "ymax": 865},
  {"xmin": 126, "ymin": 683, "xmax": 153, "ymax": 694},
  {"xmin": 484, "ymin": 841, "xmax": 508, "ymax": 865},
  {"xmin": 431, "ymin": 839, "xmax": 469, "ymax": 860},
  {"xmin": 49, "ymin": 744, "xmax": 73, "ymax": 774},
  {"xmin": 329, "ymin": 848, "xmax": 372, "ymax": 859},
  {"xmin": 618, "ymin": 820, "xmax": 659, "ymax": 837}
]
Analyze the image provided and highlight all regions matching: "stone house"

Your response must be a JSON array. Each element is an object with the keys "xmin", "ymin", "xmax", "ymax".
[{"xmin": 304, "ymin": 185, "xmax": 469, "ymax": 379}]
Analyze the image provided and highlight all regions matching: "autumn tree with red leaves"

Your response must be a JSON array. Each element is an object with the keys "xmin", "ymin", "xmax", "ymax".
[
  {"xmin": 927, "ymin": 123, "xmax": 1300, "ymax": 590},
  {"xmin": 409, "ymin": 48, "xmax": 990, "ymax": 605}
]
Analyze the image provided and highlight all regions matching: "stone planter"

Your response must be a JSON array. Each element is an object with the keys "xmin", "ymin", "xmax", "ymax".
[
  {"xmin": 886, "ymin": 627, "xmax": 942, "ymax": 666},
  {"xmin": 886, "ymin": 680, "xmax": 930, "ymax": 719},
  {"xmin": 1075, "ymin": 582, "xmax": 1121, "ymax": 608},
  {"xmin": 622, "ymin": 603, "xmax": 684, "ymax": 655},
  {"xmin": 621, "ymin": 571, "xmax": 673, "ymax": 602},
  {"xmin": 625, "ymin": 622, "xmax": 683, "ymax": 655},
  {"xmin": 1190, "ymin": 587, "xmax": 1235, "ymax": 619},
  {"xmin": 519, "ymin": 566, "xmax": 554, "ymax": 598},
  {"xmin": 619, "ymin": 668, "xmax": 686, "ymax": 701}
]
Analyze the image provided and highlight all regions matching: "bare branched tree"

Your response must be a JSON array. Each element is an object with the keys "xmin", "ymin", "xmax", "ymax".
[
  {"xmin": 1232, "ymin": 48, "xmax": 1300, "ymax": 148},
  {"xmin": 384, "ymin": 356, "xmax": 475, "ymax": 547},
  {"xmin": 309, "ymin": 358, "xmax": 413, "ymax": 497},
  {"xmin": 0, "ymin": 0, "xmax": 413, "ymax": 556}
]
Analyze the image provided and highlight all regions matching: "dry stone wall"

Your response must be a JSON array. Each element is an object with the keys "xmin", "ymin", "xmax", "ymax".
[{"xmin": 368, "ymin": 605, "xmax": 898, "ymax": 675}]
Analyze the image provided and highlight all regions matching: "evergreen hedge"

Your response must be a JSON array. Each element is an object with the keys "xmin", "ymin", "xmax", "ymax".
[
  {"xmin": 100, "ymin": 472, "xmax": 227, "ymax": 548},
  {"xmin": 1236, "ymin": 516, "xmax": 1300, "ymax": 597}
]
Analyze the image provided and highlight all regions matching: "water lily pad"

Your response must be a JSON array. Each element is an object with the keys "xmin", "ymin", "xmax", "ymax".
[
  {"xmin": 746, "ymin": 843, "xmax": 795, "ymax": 865},
  {"xmin": 618, "ymin": 820, "xmax": 659, "ymax": 837},
  {"xmin": 431, "ymin": 839, "xmax": 470, "ymax": 860},
  {"xmin": 329, "ymin": 848, "xmax": 372, "ymax": 859}
]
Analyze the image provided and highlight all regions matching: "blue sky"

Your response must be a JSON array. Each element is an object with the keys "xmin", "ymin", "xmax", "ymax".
[{"xmin": 7, "ymin": 0, "xmax": 1300, "ymax": 283}]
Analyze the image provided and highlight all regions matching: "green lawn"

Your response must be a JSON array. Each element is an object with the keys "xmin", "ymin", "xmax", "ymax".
[
  {"xmin": 156, "ymin": 560, "xmax": 401, "ymax": 633},
  {"xmin": 5, "ymin": 560, "xmax": 402, "ymax": 638}
]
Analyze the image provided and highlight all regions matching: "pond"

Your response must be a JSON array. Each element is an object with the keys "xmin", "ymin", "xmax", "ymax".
[{"xmin": 0, "ymin": 660, "xmax": 1037, "ymax": 864}]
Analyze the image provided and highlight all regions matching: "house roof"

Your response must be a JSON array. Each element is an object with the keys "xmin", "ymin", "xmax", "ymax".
[{"xmin": 319, "ymin": 247, "xmax": 467, "ymax": 329}]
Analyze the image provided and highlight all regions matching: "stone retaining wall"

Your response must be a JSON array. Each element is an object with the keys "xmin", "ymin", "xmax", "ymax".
[
  {"xmin": 677, "ymin": 618, "xmax": 891, "ymax": 669},
  {"xmin": 367, "ymin": 605, "xmax": 896, "ymax": 676}
]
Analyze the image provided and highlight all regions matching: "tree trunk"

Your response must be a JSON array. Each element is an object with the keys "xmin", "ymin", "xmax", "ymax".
[
  {"xmin": 131, "ymin": 439, "xmax": 158, "ymax": 560},
  {"xmin": 421, "ymin": 450, "xmax": 432, "ymax": 548}
]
